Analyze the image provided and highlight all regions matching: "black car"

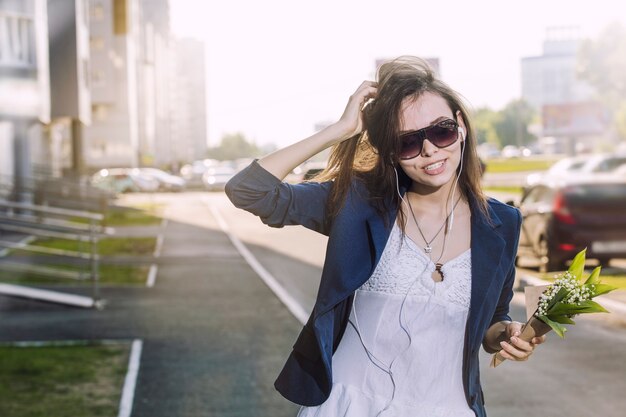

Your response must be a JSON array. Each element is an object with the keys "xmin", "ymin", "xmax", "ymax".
[{"xmin": 512, "ymin": 174, "xmax": 626, "ymax": 272}]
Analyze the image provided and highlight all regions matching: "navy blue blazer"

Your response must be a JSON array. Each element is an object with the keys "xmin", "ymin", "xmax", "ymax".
[{"xmin": 226, "ymin": 160, "xmax": 522, "ymax": 417}]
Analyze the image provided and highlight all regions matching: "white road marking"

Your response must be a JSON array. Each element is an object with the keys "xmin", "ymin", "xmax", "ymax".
[
  {"xmin": 146, "ymin": 264, "xmax": 158, "ymax": 288},
  {"xmin": 147, "ymin": 213, "xmax": 167, "ymax": 288},
  {"xmin": 204, "ymin": 199, "xmax": 307, "ymax": 325},
  {"xmin": 117, "ymin": 339, "xmax": 143, "ymax": 417}
]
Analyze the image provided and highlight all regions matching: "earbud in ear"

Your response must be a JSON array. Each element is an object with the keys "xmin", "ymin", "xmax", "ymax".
[{"xmin": 458, "ymin": 126, "xmax": 465, "ymax": 141}]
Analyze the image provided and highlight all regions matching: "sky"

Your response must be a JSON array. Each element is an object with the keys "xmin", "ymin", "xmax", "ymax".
[{"xmin": 170, "ymin": 0, "xmax": 626, "ymax": 149}]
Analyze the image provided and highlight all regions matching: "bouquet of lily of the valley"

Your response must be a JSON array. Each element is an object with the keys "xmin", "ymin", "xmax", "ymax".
[{"xmin": 491, "ymin": 248, "xmax": 617, "ymax": 367}]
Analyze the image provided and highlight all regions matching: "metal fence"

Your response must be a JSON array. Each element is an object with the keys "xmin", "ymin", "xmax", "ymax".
[
  {"xmin": 0, "ymin": 200, "xmax": 108, "ymax": 308},
  {"xmin": 0, "ymin": 173, "xmax": 114, "ymax": 216}
]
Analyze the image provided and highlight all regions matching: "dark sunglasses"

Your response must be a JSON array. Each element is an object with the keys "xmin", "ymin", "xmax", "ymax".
[{"xmin": 398, "ymin": 119, "xmax": 460, "ymax": 160}]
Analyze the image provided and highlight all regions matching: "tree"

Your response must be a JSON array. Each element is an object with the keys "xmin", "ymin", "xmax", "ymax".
[
  {"xmin": 493, "ymin": 99, "xmax": 537, "ymax": 147},
  {"xmin": 206, "ymin": 133, "xmax": 261, "ymax": 160},
  {"xmin": 577, "ymin": 22, "xmax": 626, "ymax": 109},
  {"xmin": 578, "ymin": 22, "xmax": 626, "ymax": 140},
  {"xmin": 471, "ymin": 107, "xmax": 501, "ymax": 146}
]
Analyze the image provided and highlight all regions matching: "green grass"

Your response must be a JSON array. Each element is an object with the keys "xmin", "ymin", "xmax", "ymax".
[
  {"xmin": 0, "ymin": 265, "xmax": 150, "ymax": 286},
  {"xmin": 0, "ymin": 343, "xmax": 130, "ymax": 417},
  {"xmin": 71, "ymin": 206, "xmax": 162, "ymax": 227},
  {"xmin": 485, "ymin": 158, "xmax": 558, "ymax": 173},
  {"xmin": 104, "ymin": 206, "xmax": 162, "ymax": 226},
  {"xmin": 32, "ymin": 237, "xmax": 157, "ymax": 256},
  {"xmin": 0, "ymin": 264, "xmax": 150, "ymax": 286},
  {"xmin": 0, "ymin": 237, "xmax": 154, "ymax": 286}
]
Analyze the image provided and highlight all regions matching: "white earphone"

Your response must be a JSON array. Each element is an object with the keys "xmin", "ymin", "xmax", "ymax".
[{"xmin": 447, "ymin": 126, "xmax": 466, "ymax": 232}]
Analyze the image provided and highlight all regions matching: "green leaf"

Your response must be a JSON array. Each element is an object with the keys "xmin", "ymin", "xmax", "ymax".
[
  {"xmin": 584, "ymin": 266, "xmax": 602, "ymax": 285},
  {"xmin": 547, "ymin": 314, "xmax": 576, "ymax": 325},
  {"xmin": 567, "ymin": 248, "xmax": 587, "ymax": 279},
  {"xmin": 548, "ymin": 302, "xmax": 585, "ymax": 316},
  {"xmin": 590, "ymin": 283, "xmax": 618, "ymax": 297},
  {"xmin": 549, "ymin": 300, "xmax": 609, "ymax": 316},
  {"xmin": 578, "ymin": 300, "xmax": 610, "ymax": 313},
  {"xmin": 547, "ymin": 287, "xmax": 569, "ymax": 310},
  {"xmin": 538, "ymin": 315, "xmax": 567, "ymax": 338}
]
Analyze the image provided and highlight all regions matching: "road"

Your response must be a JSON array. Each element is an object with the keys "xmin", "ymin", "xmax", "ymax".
[{"xmin": 123, "ymin": 191, "xmax": 626, "ymax": 417}]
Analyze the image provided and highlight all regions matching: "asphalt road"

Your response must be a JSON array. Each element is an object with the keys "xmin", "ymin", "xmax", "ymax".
[
  {"xmin": 20, "ymin": 189, "xmax": 620, "ymax": 417},
  {"xmin": 58, "ymin": 192, "xmax": 626, "ymax": 417},
  {"xmin": 195, "ymin": 191, "xmax": 626, "ymax": 417}
]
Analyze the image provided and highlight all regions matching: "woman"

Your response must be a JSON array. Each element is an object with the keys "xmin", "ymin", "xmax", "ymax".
[{"xmin": 225, "ymin": 56, "xmax": 545, "ymax": 417}]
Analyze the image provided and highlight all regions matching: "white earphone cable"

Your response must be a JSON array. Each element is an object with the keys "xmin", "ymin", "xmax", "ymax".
[{"xmin": 348, "ymin": 133, "xmax": 465, "ymax": 415}]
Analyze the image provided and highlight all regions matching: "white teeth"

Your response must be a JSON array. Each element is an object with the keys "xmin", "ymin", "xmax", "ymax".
[{"xmin": 424, "ymin": 161, "xmax": 444, "ymax": 171}]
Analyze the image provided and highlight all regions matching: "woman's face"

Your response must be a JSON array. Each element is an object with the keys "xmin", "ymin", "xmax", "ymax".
[{"xmin": 397, "ymin": 91, "xmax": 466, "ymax": 192}]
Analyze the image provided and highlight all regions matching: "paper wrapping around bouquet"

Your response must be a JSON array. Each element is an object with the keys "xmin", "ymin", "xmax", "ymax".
[{"xmin": 490, "ymin": 285, "xmax": 552, "ymax": 368}]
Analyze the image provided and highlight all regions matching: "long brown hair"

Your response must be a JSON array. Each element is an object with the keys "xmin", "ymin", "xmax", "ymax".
[{"xmin": 314, "ymin": 56, "xmax": 489, "ymax": 228}]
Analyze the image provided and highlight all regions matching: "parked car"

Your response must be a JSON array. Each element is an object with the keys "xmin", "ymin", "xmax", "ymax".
[
  {"xmin": 180, "ymin": 159, "xmax": 219, "ymax": 189},
  {"xmin": 202, "ymin": 166, "xmax": 236, "ymax": 191},
  {"xmin": 613, "ymin": 164, "xmax": 626, "ymax": 177},
  {"xmin": 525, "ymin": 155, "xmax": 588, "ymax": 187},
  {"xmin": 512, "ymin": 175, "xmax": 626, "ymax": 272},
  {"xmin": 578, "ymin": 154, "xmax": 626, "ymax": 174},
  {"xmin": 501, "ymin": 145, "xmax": 526, "ymax": 159},
  {"xmin": 136, "ymin": 168, "xmax": 186, "ymax": 192},
  {"xmin": 525, "ymin": 154, "xmax": 626, "ymax": 187},
  {"xmin": 290, "ymin": 161, "xmax": 328, "ymax": 182},
  {"xmin": 91, "ymin": 168, "xmax": 160, "ymax": 194}
]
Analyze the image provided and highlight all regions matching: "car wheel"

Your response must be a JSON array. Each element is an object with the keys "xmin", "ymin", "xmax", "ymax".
[
  {"xmin": 538, "ymin": 237, "xmax": 563, "ymax": 273},
  {"xmin": 597, "ymin": 257, "xmax": 611, "ymax": 267}
]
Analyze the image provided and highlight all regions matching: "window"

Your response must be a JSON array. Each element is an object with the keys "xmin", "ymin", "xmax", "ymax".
[
  {"xmin": 91, "ymin": 3, "xmax": 105, "ymax": 21},
  {"xmin": 90, "ymin": 36, "xmax": 104, "ymax": 50}
]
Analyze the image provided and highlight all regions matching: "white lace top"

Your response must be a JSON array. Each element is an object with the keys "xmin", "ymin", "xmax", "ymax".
[{"xmin": 298, "ymin": 222, "xmax": 474, "ymax": 417}]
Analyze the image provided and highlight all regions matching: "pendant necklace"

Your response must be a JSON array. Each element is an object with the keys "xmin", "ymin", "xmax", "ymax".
[{"xmin": 406, "ymin": 194, "xmax": 461, "ymax": 280}]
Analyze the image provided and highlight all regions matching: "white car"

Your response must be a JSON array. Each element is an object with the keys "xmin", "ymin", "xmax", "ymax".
[
  {"xmin": 91, "ymin": 168, "xmax": 160, "ymax": 193},
  {"xmin": 136, "ymin": 168, "xmax": 186, "ymax": 192},
  {"xmin": 525, "ymin": 156, "xmax": 588, "ymax": 187},
  {"xmin": 526, "ymin": 154, "xmax": 626, "ymax": 188},
  {"xmin": 180, "ymin": 159, "xmax": 219, "ymax": 189},
  {"xmin": 202, "ymin": 166, "xmax": 236, "ymax": 191}
]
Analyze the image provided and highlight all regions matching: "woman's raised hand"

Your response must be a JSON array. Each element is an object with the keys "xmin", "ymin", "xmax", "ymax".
[
  {"xmin": 335, "ymin": 81, "xmax": 378, "ymax": 141},
  {"xmin": 255, "ymin": 81, "xmax": 376, "ymax": 180}
]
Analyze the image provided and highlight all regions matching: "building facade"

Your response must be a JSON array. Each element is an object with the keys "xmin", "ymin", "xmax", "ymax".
[
  {"xmin": 0, "ymin": 0, "xmax": 50, "ymax": 199},
  {"xmin": 1, "ymin": 0, "xmax": 208, "ymax": 196},
  {"xmin": 170, "ymin": 37, "xmax": 207, "ymax": 165},
  {"xmin": 83, "ymin": 0, "xmax": 141, "ymax": 169},
  {"xmin": 521, "ymin": 27, "xmax": 609, "ymax": 153}
]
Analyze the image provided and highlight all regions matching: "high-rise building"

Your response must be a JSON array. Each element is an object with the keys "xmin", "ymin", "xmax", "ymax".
[
  {"xmin": 0, "ymin": 0, "xmax": 51, "ymax": 199},
  {"xmin": 170, "ymin": 37, "xmax": 207, "ymax": 165},
  {"xmin": 83, "ymin": 0, "xmax": 141, "ymax": 169},
  {"xmin": 83, "ymin": 0, "xmax": 182, "ymax": 170},
  {"xmin": 521, "ymin": 27, "xmax": 594, "ymax": 110},
  {"xmin": 48, "ymin": 0, "xmax": 92, "ymax": 177},
  {"xmin": 136, "ymin": 0, "xmax": 172, "ymax": 168},
  {"xmin": 521, "ymin": 27, "xmax": 609, "ymax": 152}
]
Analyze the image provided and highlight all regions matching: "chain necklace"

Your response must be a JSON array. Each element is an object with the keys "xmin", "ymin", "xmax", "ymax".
[
  {"xmin": 406, "ymin": 194, "xmax": 462, "ymax": 280},
  {"xmin": 405, "ymin": 194, "xmax": 461, "ymax": 254}
]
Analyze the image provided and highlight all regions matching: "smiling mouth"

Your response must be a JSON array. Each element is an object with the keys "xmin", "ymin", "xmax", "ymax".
[{"xmin": 424, "ymin": 160, "xmax": 445, "ymax": 171}]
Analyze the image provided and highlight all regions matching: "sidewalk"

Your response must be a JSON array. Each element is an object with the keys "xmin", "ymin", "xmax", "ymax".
[
  {"xmin": 2, "ymin": 197, "xmax": 626, "ymax": 417},
  {"xmin": 0, "ymin": 208, "xmax": 302, "ymax": 416}
]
